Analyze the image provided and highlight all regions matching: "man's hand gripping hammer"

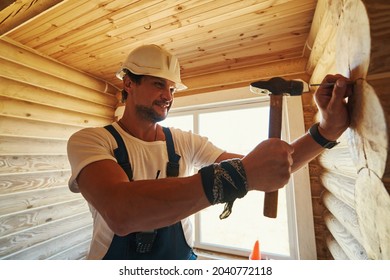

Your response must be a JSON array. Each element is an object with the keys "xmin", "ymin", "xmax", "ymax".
[{"xmin": 250, "ymin": 77, "xmax": 304, "ymax": 218}]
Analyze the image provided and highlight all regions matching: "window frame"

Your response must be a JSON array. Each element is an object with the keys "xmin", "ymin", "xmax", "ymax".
[{"xmin": 168, "ymin": 87, "xmax": 316, "ymax": 260}]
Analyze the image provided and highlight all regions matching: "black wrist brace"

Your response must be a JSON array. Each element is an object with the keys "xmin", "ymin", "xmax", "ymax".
[{"xmin": 199, "ymin": 159, "xmax": 248, "ymax": 219}]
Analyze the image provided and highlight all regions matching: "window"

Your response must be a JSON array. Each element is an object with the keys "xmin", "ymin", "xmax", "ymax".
[{"xmin": 161, "ymin": 87, "xmax": 315, "ymax": 260}]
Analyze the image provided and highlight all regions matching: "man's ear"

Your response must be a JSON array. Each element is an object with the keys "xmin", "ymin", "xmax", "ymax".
[
  {"xmin": 123, "ymin": 75, "xmax": 132, "ymax": 91},
  {"xmin": 121, "ymin": 76, "xmax": 132, "ymax": 103}
]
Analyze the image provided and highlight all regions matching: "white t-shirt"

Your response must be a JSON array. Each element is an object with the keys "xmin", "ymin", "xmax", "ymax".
[{"xmin": 67, "ymin": 122, "xmax": 224, "ymax": 259}]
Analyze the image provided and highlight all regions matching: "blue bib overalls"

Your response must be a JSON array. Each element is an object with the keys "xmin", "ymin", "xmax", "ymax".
[{"xmin": 102, "ymin": 125, "xmax": 194, "ymax": 260}]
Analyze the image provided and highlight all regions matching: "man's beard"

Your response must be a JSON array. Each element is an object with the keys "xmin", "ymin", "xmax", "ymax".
[{"xmin": 135, "ymin": 103, "xmax": 170, "ymax": 123}]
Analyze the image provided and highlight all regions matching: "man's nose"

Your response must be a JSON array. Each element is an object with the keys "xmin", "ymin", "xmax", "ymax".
[{"xmin": 160, "ymin": 86, "xmax": 174, "ymax": 102}]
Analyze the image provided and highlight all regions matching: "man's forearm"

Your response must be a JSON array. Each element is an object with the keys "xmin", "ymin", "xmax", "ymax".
[{"xmin": 291, "ymin": 132, "xmax": 325, "ymax": 172}]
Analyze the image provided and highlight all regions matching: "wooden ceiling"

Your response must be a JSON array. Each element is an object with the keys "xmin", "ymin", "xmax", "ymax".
[{"xmin": 0, "ymin": 0, "xmax": 318, "ymax": 95}]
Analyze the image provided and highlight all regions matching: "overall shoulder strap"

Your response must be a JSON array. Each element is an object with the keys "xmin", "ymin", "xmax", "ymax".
[
  {"xmin": 162, "ymin": 127, "xmax": 181, "ymax": 177},
  {"xmin": 104, "ymin": 125, "xmax": 133, "ymax": 181},
  {"xmin": 102, "ymin": 126, "xmax": 191, "ymax": 260}
]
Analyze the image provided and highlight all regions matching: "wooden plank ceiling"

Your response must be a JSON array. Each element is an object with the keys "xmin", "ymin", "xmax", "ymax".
[{"xmin": 0, "ymin": 0, "xmax": 317, "ymax": 95}]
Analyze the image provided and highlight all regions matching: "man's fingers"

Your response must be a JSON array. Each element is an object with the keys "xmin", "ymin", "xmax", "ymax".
[{"xmin": 330, "ymin": 78, "xmax": 350, "ymax": 107}]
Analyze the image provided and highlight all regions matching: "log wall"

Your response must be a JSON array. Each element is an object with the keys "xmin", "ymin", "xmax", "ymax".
[
  {"xmin": 304, "ymin": 0, "xmax": 390, "ymax": 259},
  {"xmin": 0, "ymin": 38, "xmax": 118, "ymax": 259}
]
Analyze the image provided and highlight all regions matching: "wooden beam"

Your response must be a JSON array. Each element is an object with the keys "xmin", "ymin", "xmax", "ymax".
[
  {"xmin": 305, "ymin": 0, "xmax": 344, "ymax": 80},
  {"xmin": 0, "ymin": 198, "xmax": 87, "ymax": 236},
  {"xmin": 318, "ymin": 137, "xmax": 358, "ymax": 179},
  {"xmin": 0, "ymin": 77, "xmax": 114, "ymax": 119},
  {"xmin": 0, "ymin": 0, "xmax": 66, "ymax": 37},
  {"xmin": 0, "ymin": 38, "xmax": 119, "ymax": 95},
  {"xmin": 362, "ymin": 0, "xmax": 390, "ymax": 192},
  {"xmin": 177, "ymin": 57, "xmax": 308, "ymax": 97},
  {"xmin": 0, "ymin": 171, "xmax": 70, "ymax": 196},
  {"xmin": 0, "ymin": 154, "xmax": 70, "ymax": 174},
  {"xmin": 0, "ymin": 97, "xmax": 111, "ymax": 128},
  {"xmin": 347, "ymin": 79, "xmax": 388, "ymax": 180},
  {"xmin": 7, "ymin": 225, "xmax": 92, "ymax": 260},
  {"xmin": 355, "ymin": 168, "xmax": 390, "ymax": 259},
  {"xmin": 0, "ymin": 115, "xmax": 81, "ymax": 140},
  {"xmin": 303, "ymin": 0, "xmax": 328, "ymax": 58},
  {"xmin": 308, "ymin": 0, "xmax": 390, "ymax": 261},
  {"xmin": 0, "ymin": 212, "xmax": 91, "ymax": 257},
  {"xmin": 0, "ymin": 135, "xmax": 68, "ymax": 155},
  {"xmin": 326, "ymin": 235, "xmax": 349, "ymax": 260},
  {"xmin": 324, "ymin": 212, "xmax": 368, "ymax": 260},
  {"xmin": 0, "ymin": 58, "xmax": 118, "ymax": 108},
  {"xmin": 323, "ymin": 191, "xmax": 364, "ymax": 245},
  {"xmin": 0, "ymin": 186, "xmax": 75, "ymax": 216},
  {"xmin": 320, "ymin": 171, "xmax": 356, "ymax": 209}
]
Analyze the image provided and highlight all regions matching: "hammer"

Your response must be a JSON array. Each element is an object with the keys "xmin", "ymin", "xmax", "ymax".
[{"xmin": 250, "ymin": 77, "xmax": 304, "ymax": 218}]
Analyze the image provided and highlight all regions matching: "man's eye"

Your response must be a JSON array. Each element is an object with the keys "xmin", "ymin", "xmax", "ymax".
[
  {"xmin": 170, "ymin": 87, "xmax": 177, "ymax": 94},
  {"xmin": 154, "ymin": 82, "xmax": 164, "ymax": 88}
]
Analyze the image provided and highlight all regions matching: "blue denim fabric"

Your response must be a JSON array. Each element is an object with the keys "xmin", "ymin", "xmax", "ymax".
[{"xmin": 187, "ymin": 251, "xmax": 198, "ymax": 260}]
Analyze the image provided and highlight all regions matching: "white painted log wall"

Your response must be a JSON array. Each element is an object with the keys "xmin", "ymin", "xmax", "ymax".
[
  {"xmin": 306, "ymin": 0, "xmax": 390, "ymax": 259},
  {"xmin": 0, "ymin": 38, "xmax": 118, "ymax": 259}
]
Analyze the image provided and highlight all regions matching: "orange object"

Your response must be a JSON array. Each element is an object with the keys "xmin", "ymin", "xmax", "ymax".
[{"xmin": 249, "ymin": 240, "xmax": 261, "ymax": 260}]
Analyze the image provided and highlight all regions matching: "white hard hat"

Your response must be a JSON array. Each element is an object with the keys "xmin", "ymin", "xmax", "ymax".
[{"xmin": 116, "ymin": 44, "xmax": 187, "ymax": 91}]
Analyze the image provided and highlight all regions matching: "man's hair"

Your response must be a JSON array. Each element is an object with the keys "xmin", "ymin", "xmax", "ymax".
[{"xmin": 121, "ymin": 69, "xmax": 144, "ymax": 103}]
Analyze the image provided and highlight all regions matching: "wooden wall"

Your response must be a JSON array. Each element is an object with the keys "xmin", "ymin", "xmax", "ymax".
[
  {"xmin": 304, "ymin": 0, "xmax": 390, "ymax": 259},
  {"xmin": 1, "ymin": 0, "xmax": 388, "ymax": 261},
  {"xmin": 0, "ymin": 38, "xmax": 118, "ymax": 259}
]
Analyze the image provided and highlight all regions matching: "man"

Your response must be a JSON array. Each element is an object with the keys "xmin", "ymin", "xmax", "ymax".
[{"xmin": 67, "ymin": 44, "xmax": 352, "ymax": 260}]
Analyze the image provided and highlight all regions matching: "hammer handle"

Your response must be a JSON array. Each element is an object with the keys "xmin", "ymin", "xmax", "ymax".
[{"xmin": 263, "ymin": 94, "xmax": 283, "ymax": 218}]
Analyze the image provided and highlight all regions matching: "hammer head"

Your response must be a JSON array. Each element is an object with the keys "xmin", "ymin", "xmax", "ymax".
[{"xmin": 250, "ymin": 77, "xmax": 303, "ymax": 96}]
